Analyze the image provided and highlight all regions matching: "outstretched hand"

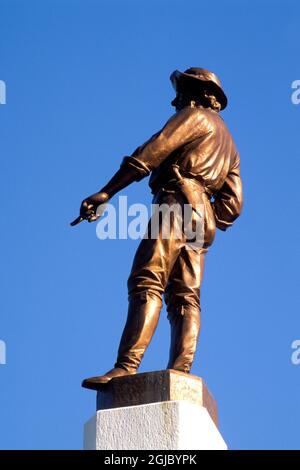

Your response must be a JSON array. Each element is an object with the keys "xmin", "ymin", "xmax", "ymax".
[{"xmin": 70, "ymin": 191, "xmax": 110, "ymax": 226}]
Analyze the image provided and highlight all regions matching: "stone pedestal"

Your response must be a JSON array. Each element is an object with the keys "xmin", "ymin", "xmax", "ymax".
[{"xmin": 84, "ymin": 370, "xmax": 227, "ymax": 450}]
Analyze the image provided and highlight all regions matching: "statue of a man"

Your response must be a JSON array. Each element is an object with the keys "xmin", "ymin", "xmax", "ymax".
[{"xmin": 72, "ymin": 68, "xmax": 243, "ymax": 389}]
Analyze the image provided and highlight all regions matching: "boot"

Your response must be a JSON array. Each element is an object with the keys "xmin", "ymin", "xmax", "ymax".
[
  {"xmin": 82, "ymin": 293, "xmax": 161, "ymax": 389},
  {"xmin": 167, "ymin": 306, "xmax": 200, "ymax": 373}
]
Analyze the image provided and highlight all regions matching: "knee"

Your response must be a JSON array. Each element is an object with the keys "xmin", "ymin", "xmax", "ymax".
[
  {"xmin": 166, "ymin": 303, "xmax": 201, "ymax": 323},
  {"xmin": 128, "ymin": 289, "xmax": 163, "ymax": 306},
  {"xmin": 165, "ymin": 289, "xmax": 200, "ymax": 317},
  {"xmin": 127, "ymin": 269, "xmax": 165, "ymax": 301}
]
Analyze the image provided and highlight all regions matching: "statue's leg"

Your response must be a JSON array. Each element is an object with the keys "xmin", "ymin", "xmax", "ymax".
[
  {"xmin": 82, "ymin": 193, "xmax": 184, "ymax": 388},
  {"xmin": 165, "ymin": 247, "xmax": 206, "ymax": 373},
  {"xmin": 82, "ymin": 284, "xmax": 162, "ymax": 389},
  {"xmin": 114, "ymin": 201, "xmax": 183, "ymax": 374},
  {"xmin": 114, "ymin": 291, "xmax": 162, "ymax": 372}
]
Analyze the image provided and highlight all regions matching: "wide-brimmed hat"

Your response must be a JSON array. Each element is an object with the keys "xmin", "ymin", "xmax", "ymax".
[{"xmin": 170, "ymin": 67, "xmax": 228, "ymax": 110}]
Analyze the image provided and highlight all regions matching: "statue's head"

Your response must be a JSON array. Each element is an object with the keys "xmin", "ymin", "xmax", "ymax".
[{"xmin": 170, "ymin": 67, "xmax": 227, "ymax": 113}]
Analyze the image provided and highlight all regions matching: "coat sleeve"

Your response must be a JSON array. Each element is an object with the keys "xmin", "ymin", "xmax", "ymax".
[
  {"xmin": 120, "ymin": 107, "xmax": 207, "ymax": 180},
  {"xmin": 212, "ymin": 152, "xmax": 243, "ymax": 230}
]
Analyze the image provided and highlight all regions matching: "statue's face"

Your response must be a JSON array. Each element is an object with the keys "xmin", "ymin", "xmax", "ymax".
[{"xmin": 171, "ymin": 93, "xmax": 194, "ymax": 112}]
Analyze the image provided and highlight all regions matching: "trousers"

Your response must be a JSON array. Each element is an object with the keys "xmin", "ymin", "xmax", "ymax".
[{"xmin": 115, "ymin": 184, "xmax": 213, "ymax": 373}]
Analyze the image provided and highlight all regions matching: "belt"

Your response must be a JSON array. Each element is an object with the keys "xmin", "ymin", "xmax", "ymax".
[{"xmin": 151, "ymin": 164, "xmax": 213, "ymax": 198}]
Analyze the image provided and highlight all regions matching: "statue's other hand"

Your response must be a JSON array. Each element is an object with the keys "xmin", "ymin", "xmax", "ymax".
[
  {"xmin": 80, "ymin": 191, "xmax": 110, "ymax": 222},
  {"xmin": 70, "ymin": 191, "xmax": 109, "ymax": 226}
]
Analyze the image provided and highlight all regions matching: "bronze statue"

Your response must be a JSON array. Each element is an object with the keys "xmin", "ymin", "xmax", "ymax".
[{"xmin": 71, "ymin": 68, "xmax": 243, "ymax": 389}]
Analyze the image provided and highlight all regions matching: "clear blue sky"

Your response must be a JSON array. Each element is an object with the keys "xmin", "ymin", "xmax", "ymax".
[{"xmin": 1, "ymin": 0, "xmax": 299, "ymax": 450}]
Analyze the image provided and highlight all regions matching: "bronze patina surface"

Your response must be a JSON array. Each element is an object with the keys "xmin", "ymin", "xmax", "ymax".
[{"xmin": 72, "ymin": 67, "xmax": 243, "ymax": 388}]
